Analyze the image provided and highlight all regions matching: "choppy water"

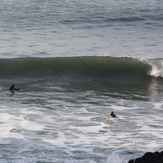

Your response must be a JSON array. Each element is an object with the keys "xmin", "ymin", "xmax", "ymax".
[
  {"xmin": 0, "ymin": 0, "xmax": 163, "ymax": 163},
  {"xmin": 0, "ymin": 0, "xmax": 163, "ymax": 58}
]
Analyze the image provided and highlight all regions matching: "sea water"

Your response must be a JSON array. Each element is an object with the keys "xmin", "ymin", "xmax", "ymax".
[{"xmin": 0, "ymin": 0, "xmax": 163, "ymax": 163}]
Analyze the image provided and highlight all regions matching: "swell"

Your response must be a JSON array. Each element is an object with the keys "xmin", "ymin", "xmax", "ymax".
[
  {"xmin": 0, "ymin": 56, "xmax": 153, "ymax": 83},
  {"xmin": 61, "ymin": 16, "xmax": 145, "ymax": 25}
]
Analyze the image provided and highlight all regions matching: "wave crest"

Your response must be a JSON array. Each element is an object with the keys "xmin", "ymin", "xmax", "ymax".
[{"xmin": 148, "ymin": 59, "xmax": 163, "ymax": 78}]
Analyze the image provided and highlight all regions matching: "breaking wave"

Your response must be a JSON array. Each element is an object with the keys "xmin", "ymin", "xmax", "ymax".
[
  {"xmin": 148, "ymin": 59, "xmax": 163, "ymax": 78},
  {"xmin": 0, "ymin": 56, "xmax": 162, "ymax": 83}
]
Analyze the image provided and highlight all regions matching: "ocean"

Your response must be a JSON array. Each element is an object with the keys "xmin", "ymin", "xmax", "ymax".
[{"xmin": 0, "ymin": 0, "xmax": 163, "ymax": 163}]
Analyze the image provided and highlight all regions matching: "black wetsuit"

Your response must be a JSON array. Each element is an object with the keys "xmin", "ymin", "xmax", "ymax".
[
  {"xmin": 110, "ymin": 111, "xmax": 117, "ymax": 118},
  {"xmin": 9, "ymin": 84, "xmax": 15, "ymax": 93}
]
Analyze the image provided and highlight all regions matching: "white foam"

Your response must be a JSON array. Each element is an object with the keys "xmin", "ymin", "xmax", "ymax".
[
  {"xmin": 149, "ymin": 60, "xmax": 163, "ymax": 78},
  {"xmin": 108, "ymin": 152, "xmax": 126, "ymax": 163},
  {"xmin": 0, "ymin": 138, "xmax": 11, "ymax": 145}
]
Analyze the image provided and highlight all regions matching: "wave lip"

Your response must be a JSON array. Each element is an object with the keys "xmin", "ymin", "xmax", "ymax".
[{"xmin": 0, "ymin": 56, "xmax": 153, "ymax": 82}]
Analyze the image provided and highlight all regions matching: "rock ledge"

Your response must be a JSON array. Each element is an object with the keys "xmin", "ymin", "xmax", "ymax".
[{"xmin": 128, "ymin": 151, "xmax": 163, "ymax": 163}]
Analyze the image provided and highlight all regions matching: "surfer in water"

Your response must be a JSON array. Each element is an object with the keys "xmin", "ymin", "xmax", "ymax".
[
  {"xmin": 106, "ymin": 111, "xmax": 118, "ymax": 118},
  {"xmin": 9, "ymin": 84, "xmax": 20, "ymax": 93}
]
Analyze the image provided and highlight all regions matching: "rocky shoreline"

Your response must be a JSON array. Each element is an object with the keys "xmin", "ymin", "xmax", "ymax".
[{"xmin": 128, "ymin": 151, "xmax": 163, "ymax": 163}]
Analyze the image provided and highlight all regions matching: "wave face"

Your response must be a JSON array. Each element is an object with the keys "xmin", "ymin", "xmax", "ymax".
[{"xmin": 0, "ymin": 56, "xmax": 155, "ymax": 83}]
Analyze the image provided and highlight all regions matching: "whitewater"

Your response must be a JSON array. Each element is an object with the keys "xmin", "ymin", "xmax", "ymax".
[{"xmin": 0, "ymin": 0, "xmax": 163, "ymax": 163}]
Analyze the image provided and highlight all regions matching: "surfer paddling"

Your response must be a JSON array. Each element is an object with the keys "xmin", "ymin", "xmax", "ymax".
[
  {"xmin": 9, "ymin": 84, "xmax": 20, "ymax": 93},
  {"xmin": 106, "ymin": 111, "xmax": 118, "ymax": 118}
]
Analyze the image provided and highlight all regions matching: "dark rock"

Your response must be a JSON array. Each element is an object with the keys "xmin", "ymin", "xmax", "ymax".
[{"xmin": 128, "ymin": 151, "xmax": 163, "ymax": 163}]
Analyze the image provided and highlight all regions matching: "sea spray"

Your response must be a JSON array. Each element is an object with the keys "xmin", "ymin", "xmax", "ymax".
[{"xmin": 149, "ymin": 60, "xmax": 163, "ymax": 78}]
